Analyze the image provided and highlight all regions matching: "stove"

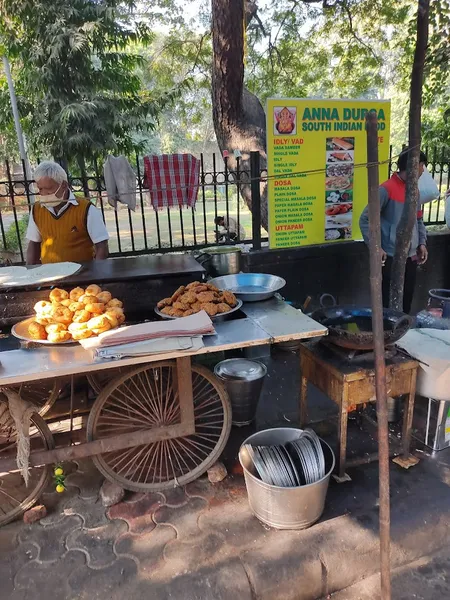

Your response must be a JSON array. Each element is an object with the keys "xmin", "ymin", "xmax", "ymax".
[{"xmin": 320, "ymin": 339, "xmax": 398, "ymax": 365}]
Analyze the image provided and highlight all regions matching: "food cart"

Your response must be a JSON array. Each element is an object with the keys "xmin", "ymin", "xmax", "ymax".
[{"xmin": 0, "ymin": 260, "xmax": 327, "ymax": 525}]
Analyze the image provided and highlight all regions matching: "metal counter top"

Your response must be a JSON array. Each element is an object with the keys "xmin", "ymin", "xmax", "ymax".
[{"xmin": 0, "ymin": 298, "xmax": 327, "ymax": 386}]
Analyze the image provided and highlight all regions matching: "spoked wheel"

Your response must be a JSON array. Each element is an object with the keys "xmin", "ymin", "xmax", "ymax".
[
  {"xmin": 10, "ymin": 379, "xmax": 63, "ymax": 416},
  {"xmin": 87, "ymin": 368, "xmax": 134, "ymax": 396},
  {"xmin": 0, "ymin": 406, "xmax": 54, "ymax": 526},
  {"xmin": 86, "ymin": 361, "xmax": 232, "ymax": 492}
]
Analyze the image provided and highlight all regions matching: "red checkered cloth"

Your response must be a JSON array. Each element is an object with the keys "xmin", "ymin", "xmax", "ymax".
[{"xmin": 144, "ymin": 154, "xmax": 200, "ymax": 210}]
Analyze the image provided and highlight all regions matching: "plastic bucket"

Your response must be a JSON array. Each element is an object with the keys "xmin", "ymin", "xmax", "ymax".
[{"xmin": 239, "ymin": 427, "xmax": 335, "ymax": 530}]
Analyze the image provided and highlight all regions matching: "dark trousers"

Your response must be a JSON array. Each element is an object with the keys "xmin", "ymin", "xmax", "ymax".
[{"xmin": 382, "ymin": 256, "xmax": 417, "ymax": 314}]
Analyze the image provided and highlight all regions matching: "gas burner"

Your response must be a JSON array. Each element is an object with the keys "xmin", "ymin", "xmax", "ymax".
[{"xmin": 320, "ymin": 339, "xmax": 398, "ymax": 364}]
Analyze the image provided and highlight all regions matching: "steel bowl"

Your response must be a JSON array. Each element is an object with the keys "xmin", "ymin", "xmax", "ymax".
[
  {"xmin": 209, "ymin": 273, "xmax": 286, "ymax": 302},
  {"xmin": 154, "ymin": 298, "xmax": 243, "ymax": 322}
]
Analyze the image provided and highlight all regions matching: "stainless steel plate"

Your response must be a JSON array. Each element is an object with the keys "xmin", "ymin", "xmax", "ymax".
[
  {"xmin": 209, "ymin": 273, "xmax": 286, "ymax": 302},
  {"xmin": 154, "ymin": 298, "xmax": 243, "ymax": 322}
]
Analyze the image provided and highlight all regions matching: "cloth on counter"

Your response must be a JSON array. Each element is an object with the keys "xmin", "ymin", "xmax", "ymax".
[
  {"xmin": 103, "ymin": 155, "xmax": 137, "ymax": 211},
  {"xmin": 396, "ymin": 329, "xmax": 450, "ymax": 401},
  {"xmin": 80, "ymin": 310, "xmax": 215, "ymax": 349},
  {"xmin": 143, "ymin": 154, "xmax": 200, "ymax": 210},
  {"xmin": 94, "ymin": 335, "xmax": 204, "ymax": 360}
]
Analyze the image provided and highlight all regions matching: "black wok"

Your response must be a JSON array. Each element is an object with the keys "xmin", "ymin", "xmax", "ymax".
[{"xmin": 309, "ymin": 305, "xmax": 412, "ymax": 350}]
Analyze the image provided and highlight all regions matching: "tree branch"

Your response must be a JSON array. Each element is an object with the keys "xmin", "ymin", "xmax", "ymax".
[{"xmin": 340, "ymin": 1, "xmax": 380, "ymax": 61}]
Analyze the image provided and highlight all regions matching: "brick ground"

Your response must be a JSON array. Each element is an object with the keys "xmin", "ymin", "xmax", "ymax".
[{"xmin": 1, "ymin": 350, "xmax": 450, "ymax": 599}]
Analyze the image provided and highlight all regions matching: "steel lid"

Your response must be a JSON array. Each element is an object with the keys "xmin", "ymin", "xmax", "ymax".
[{"xmin": 214, "ymin": 358, "xmax": 267, "ymax": 381}]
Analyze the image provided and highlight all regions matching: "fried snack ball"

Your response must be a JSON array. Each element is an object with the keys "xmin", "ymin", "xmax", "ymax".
[
  {"xmin": 191, "ymin": 302, "xmax": 202, "ymax": 313},
  {"xmin": 80, "ymin": 294, "xmax": 99, "ymax": 305},
  {"xmin": 222, "ymin": 290, "xmax": 237, "ymax": 307},
  {"xmin": 68, "ymin": 322, "xmax": 93, "ymax": 339},
  {"xmin": 68, "ymin": 322, "xmax": 87, "ymax": 333},
  {"xmin": 104, "ymin": 312, "xmax": 119, "ymax": 328},
  {"xmin": 45, "ymin": 323, "xmax": 67, "ymax": 335},
  {"xmin": 69, "ymin": 301, "xmax": 83, "ymax": 313},
  {"xmin": 216, "ymin": 303, "xmax": 232, "ymax": 314},
  {"xmin": 192, "ymin": 284, "xmax": 208, "ymax": 293},
  {"xmin": 51, "ymin": 306, "xmax": 73, "ymax": 325},
  {"xmin": 97, "ymin": 291, "xmax": 112, "ymax": 304},
  {"xmin": 173, "ymin": 301, "xmax": 189, "ymax": 311},
  {"xmin": 172, "ymin": 309, "xmax": 185, "ymax": 317},
  {"xmin": 179, "ymin": 292, "xmax": 197, "ymax": 305},
  {"xmin": 202, "ymin": 302, "xmax": 218, "ymax": 316},
  {"xmin": 60, "ymin": 299, "xmax": 72, "ymax": 307},
  {"xmin": 197, "ymin": 291, "xmax": 216, "ymax": 303},
  {"xmin": 88, "ymin": 315, "xmax": 109, "ymax": 329},
  {"xmin": 157, "ymin": 297, "xmax": 172, "ymax": 309},
  {"xmin": 161, "ymin": 307, "xmax": 173, "ymax": 316},
  {"xmin": 35, "ymin": 316, "xmax": 52, "ymax": 326},
  {"xmin": 49, "ymin": 288, "xmax": 69, "ymax": 303},
  {"xmin": 170, "ymin": 286, "xmax": 185, "ymax": 302},
  {"xmin": 88, "ymin": 315, "xmax": 111, "ymax": 335},
  {"xmin": 73, "ymin": 310, "xmax": 91, "ymax": 323},
  {"xmin": 206, "ymin": 283, "xmax": 220, "ymax": 292},
  {"xmin": 183, "ymin": 309, "xmax": 194, "ymax": 316},
  {"xmin": 85, "ymin": 303, "xmax": 105, "ymax": 315},
  {"xmin": 106, "ymin": 298, "xmax": 123, "ymax": 309},
  {"xmin": 34, "ymin": 301, "xmax": 52, "ymax": 315},
  {"xmin": 28, "ymin": 321, "xmax": 47, "ymax": 340},
  {"xmin": 71, "ymin": 328, "xmax": 93, "ymax": 340},
  {"xmin": 69, "ymin": 287, "xmax": 85, "ymax": 302},
  {"xmin": 186, "ymin": 281, "xmax": 201, "ymax": 290},
  {"xmin": 47, "ymin": 330, "xmax": 71, "ymax": 343},
  {"xmin": 85, "ymin": 284, "xmax": 102, "ymax": 297},
  {"xmin": 106, "ymin": 307, "xmax": 125, "ymax": 324}
]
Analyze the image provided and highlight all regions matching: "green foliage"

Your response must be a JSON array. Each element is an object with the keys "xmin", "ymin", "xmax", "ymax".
[
  {"xmin": 1, "ymin": 213, "xmax": 29, "ymax": 252},
  {"xmin": 0, "ymin": 0, "xmax": 171, "ymax": 162},
  {"xmin": 1, "ymin": 0, "xmax": 450, "ymax": 162}
]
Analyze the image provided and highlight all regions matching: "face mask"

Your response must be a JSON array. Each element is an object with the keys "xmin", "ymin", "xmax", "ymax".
[{"xmin": 38, "ymin": 183, "xmax": 65, "ymax": 207}]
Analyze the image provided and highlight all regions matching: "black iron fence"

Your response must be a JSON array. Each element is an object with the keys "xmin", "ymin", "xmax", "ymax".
[
  {"xmin": 0, "ymin": 153, "xmax": 267, "ymax": 263},
  {"xmin": 0, "ymin": 146, "xmax": 448, "ymax": 264}
]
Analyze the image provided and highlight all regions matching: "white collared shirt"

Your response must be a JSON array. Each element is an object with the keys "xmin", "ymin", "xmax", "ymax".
[{"xmin": 26, "ymin": 191, "xmax": 109, "ymax": 245}]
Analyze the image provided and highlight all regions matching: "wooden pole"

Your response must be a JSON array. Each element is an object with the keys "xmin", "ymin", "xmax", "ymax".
[{"xmin": 366, "ymin": 110, "xmax": 391, "ymax": 599}]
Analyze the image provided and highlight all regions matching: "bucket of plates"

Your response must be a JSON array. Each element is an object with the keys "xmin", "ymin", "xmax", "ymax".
[{"xmin": 239, "ymin": 427, "xmax": 335, "ymax": 530}]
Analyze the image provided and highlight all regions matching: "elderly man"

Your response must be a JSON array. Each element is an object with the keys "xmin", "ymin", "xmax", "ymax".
[{"xmin": 26, "ymin": 161, "xmax": 109, "ymax": 264}]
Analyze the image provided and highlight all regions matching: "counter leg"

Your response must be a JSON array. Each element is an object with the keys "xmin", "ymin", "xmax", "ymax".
[
  {"xmin": 402, "ymin": 371, "xmax": 416, "ymax": 458},
  {"xmin": 337, "ymin": 406, "xmax": 349, "ymax": 478},
  {"xmin": 299, "ymin": 376, "xmax": 308, "ymax": 427}
]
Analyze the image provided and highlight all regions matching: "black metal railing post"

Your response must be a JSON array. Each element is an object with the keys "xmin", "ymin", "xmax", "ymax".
[{"xmin": 250, "ymin": 151, "xmax": 262, "ymax": 251}]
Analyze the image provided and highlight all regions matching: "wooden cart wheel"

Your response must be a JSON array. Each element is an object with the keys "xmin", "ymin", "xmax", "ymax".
[
  {"xmin": 87, "ymin": 368, "xmax": 133, "ymax": 395},
  {"xmin": 10, "ymin": 379, "xmax": 63, "ymax": 416},
  {"xmin": 86, "ymin": 361, "xmax": 232, "ymax": 492},
  {"xmin": 0, "ymin": 410, "xmax": 55, "ymax": 526}
]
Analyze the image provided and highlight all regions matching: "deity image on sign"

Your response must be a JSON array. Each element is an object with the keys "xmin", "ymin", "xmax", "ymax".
[{"xmin": 274, "ymin": 107, "xmax": 296, "ymax": 135}]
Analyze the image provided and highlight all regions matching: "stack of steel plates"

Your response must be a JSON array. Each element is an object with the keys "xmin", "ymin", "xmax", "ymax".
[{"xmin": 244, "ymin": 429, "xmax": 325, "ymax": 488}]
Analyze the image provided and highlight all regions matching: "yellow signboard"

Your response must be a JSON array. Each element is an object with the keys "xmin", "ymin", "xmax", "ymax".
[{"xmin": 267, "ymin": 98, "xmax": 391, "ymax": 248}]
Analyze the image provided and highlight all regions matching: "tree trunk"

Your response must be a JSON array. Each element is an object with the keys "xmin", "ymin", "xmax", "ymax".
[
  {"xmin": 211, "ymin": 0, "xmax": 268, "ymax": 231},
  {"xmin": 389, "ymin": 0, "xmax": 430, "ymax": 310}
]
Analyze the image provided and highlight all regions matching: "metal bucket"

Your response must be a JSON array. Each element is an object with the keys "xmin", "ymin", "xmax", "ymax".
[
  {"xmin": 239, "ymin": 428, "xmax": 335, "ymax": 530},
  {"xmin": 196, "ymin": 246, "xmax": 242, "ymax": 277},
  {"xmin": 214, "ymin": 359, "xmax": 267, "ymax": 426}
]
